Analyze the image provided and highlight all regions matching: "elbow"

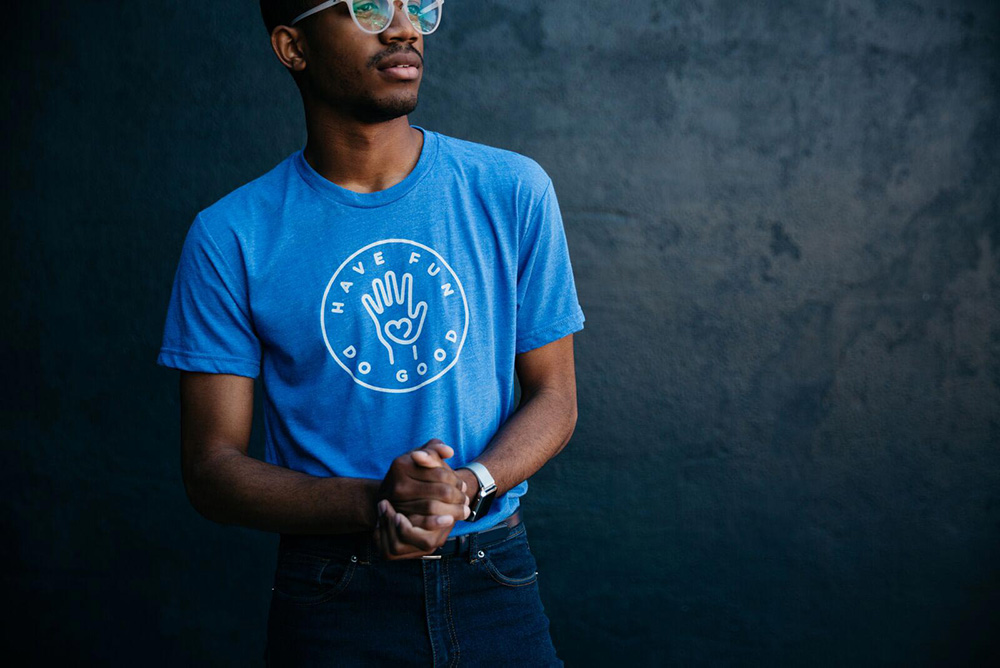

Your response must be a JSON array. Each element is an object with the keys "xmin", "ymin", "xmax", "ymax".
[
  {"xmin": 183, "ymin": 472, "xmax": 217, "ymax": 523},
  {"xmin": 553, "ymin": 400, "xmax": 578, "ymax": 457},
  {"xmin": 182, "ymin": 453, "xmax": 227, "ymax": 525}
]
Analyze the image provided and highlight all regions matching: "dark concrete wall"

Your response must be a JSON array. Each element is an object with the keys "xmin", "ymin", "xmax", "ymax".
[{"xmin": 3, "ymin": 1, "xmax": 997, "ymax": 665}]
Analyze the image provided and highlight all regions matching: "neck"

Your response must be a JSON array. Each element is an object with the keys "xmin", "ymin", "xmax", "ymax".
[{"xmin": 301, "ymin": 107, "xmax": 423, "ymax": 194}]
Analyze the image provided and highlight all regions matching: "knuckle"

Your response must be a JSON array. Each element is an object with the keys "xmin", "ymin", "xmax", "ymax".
[
  {"xmin": 432, "ymin": 500, "xmax": 460, "ymax": 517},
  {"xmin": 427, "ymin": 500, "xmax": 446, "ymax": 515},
  {"xmin": 408, "ymin": 499, "xmax": 426, "ymax": 514}
]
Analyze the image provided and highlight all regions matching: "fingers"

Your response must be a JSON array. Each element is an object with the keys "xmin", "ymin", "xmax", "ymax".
[
  {"xmin": 411, "ymin": 448, "xmax": 442, "ymax": 468},
  {"xmin": 395, "ymin": 512, "xmax": 443, "ymax": 552},
  {"xmin": 379, "ymin": 453, "xmax": 467, "ymax": 522},
  {"xmin": 394, "ymin": 497, "xmax": 471, "ymax": 521},
  {"xmin": 412, "ymin": 447, "xmax": 453, "ymax": 472},
  {"xmin": 420, "ymin": 439, "xmax": 454, "ymax": 460},
  {"xmin": 406, "ymin": 460, "xmax": 466, "ymax": 488},
  {"xmin": 410, "ymin": 450, "xmax": 468, "ymax": 495},
  {"xmin": 398, "ymin": 480, "xmax": 469, "ymax": 506},
  {"xmin": 378, "ymin": 500, "xmax": 425, "ymax": 560},
  {"xmin": 407, "ymin": 513, "xmax": 460, "ymax": 531},
  {"xmin": 376, "ymin": 499, "xmax": 456, "ymax": 560}
]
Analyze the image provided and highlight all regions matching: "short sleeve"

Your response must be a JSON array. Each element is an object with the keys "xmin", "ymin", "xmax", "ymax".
[
  {"xmin": 515, "ymin": 179, "xmax": 586, "ymax": 353},
  {"xmin": 155, "ymin": 213, "xmax": 262, "ymax": 378}
]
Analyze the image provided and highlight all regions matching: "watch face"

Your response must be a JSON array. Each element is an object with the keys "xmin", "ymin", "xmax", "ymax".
[{"xmin": 477, "ymin": 489, "xmax": 495, "ymax": 519}]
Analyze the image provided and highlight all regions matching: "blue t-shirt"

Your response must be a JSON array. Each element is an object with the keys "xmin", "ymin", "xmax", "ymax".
[{"xmin": 156, "ymin": 125, "xmax": 585, "ymax": 536}]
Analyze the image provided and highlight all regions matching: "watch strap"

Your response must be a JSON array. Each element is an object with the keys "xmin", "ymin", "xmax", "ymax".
[
  {"xmin": 461, "ymin": 462, "xmax": 495, "ymax": 492},
  {"xmin": 460, "ymin": 462, "xmax": 497, "ymax": 521}
]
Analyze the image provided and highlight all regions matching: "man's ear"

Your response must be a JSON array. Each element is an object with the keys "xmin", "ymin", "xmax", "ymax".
[{"xmin": 269, "ymin": 25, "xmax": 309, "ymax": 73}]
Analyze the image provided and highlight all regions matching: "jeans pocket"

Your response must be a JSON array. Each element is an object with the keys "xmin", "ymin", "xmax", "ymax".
[
  {"xmin": 476, "ymin": 525, "xmax": 539, "ymax": 588},
  {"xmin": 271, "ymin": 548, "xmax": 357, "ymax": 605}
]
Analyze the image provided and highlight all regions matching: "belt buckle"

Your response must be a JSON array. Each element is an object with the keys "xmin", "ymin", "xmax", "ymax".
[{"xmin": 421, "ymin": 533, "xmax": 467, "ymax": 559}]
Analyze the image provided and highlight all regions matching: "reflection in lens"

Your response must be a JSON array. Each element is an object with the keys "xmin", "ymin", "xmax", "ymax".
[
  {"xmin": 406, "ymin": 0, "xmax": 442, "ymax": 34},
  {"xmin": 352, "ymin": 0, "xmax": 392, "ymax": 32}
]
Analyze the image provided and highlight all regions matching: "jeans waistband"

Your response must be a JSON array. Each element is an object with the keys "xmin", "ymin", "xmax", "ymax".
[{"xmin": 278, "ymin": 508, "xmax": 523, "ymax": 562}]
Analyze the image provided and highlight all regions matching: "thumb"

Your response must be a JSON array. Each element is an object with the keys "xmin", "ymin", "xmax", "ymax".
[
  {"xmin": 422, "ymin": 439, "xmax": 454, "ymax": 460},
  {"xmin": 411, "ymin": 445, "xmax": 450, "ymax": 468}
]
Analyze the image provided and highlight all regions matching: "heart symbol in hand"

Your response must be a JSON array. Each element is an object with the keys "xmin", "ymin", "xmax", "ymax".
[{"xmin": 385, "ymin": 318, "xmax": 413, "ymax": 344}]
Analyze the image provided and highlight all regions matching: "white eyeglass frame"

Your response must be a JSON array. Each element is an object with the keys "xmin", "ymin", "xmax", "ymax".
[{"xmin": 291, "ymin": 0, "xmax": 445, "ymax": 35}]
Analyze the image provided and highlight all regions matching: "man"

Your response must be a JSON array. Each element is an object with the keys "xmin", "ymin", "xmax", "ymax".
[{"xmin": 156, "ymin": 0, "xmax": 585, "ymax": 664}]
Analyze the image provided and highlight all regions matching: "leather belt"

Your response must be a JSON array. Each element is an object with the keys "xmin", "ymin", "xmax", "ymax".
[
  {"xmin": 278, "ymin": 508, "xmax": 523, "ymax": 561},
  {"xmin": 420, "ymin": 508, "xmax": 522, "ymax": 560}
]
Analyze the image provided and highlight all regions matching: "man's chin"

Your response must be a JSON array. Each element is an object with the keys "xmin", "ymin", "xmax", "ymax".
[{"xmin": 360, "ymin": 96, "xmax": 419, "ymax": 123}]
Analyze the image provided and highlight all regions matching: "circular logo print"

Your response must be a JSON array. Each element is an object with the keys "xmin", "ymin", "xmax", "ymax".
[{"xmin": 321, "ymin": 239, "xmax": 469, "ymax": 393}]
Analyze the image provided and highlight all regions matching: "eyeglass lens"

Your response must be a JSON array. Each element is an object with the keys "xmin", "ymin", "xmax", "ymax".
[{"xmin": 353, "ymin": 0, "xmax": 442, "ymax": 35}]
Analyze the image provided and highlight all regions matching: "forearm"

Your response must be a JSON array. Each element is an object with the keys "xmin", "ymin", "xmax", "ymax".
[
  {"xmin": 459, "ymin": 388, "xmax": 578, "ymax": 499},
  {"xmin": 186, "ymin": 449, "xmax": 381, "ymax": 535}
]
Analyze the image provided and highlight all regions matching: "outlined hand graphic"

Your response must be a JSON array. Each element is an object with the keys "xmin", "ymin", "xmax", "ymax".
[{"xmin": 361, "ymin": 270, "xmax": 428, "ymax": 365}]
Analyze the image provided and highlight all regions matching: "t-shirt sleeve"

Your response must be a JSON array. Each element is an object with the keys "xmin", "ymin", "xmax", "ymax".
[
  {"xmin": 155, "ymin": 213, "xmax": 262, "ymax": 378},
  {"xmin": 515, "ymin": 179, "xmax": 586, "ymax": 353}
]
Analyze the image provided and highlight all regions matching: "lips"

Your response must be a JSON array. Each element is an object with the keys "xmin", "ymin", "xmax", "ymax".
[
  {"xmin": 377, "ymin": 52, "xmax": 422, "ymax": 81},
  {"xmin": 378, "ymin": 66, "xmax": 419, "ymax": 81},
  {"xmin": 377, "ymin": 52, "xmax": 422, "ymax": 71}
]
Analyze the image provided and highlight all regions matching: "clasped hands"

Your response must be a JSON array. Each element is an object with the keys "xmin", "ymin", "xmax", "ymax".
[{"xmin": 373, "ymin": 438, "xmax": 473, "ymax": 560}]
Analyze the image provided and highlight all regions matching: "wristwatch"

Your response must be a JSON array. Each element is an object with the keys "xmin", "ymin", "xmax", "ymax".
[{"xmin": 458, "ymin": 462, "xmax": 497, "ymax": 521}]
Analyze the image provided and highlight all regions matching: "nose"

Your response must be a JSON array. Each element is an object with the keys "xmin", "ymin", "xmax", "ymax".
[{"xmin": 384, "ymin": 0, "xmax": 420, "ymax": 37}]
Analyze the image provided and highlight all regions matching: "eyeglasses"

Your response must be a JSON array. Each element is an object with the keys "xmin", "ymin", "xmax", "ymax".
[{"xmin": 291, "ymin": 0, "xmax": 445, "ymax": 36}]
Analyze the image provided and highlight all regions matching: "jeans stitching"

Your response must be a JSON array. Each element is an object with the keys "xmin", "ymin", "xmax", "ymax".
[
  {"xmin": 483, "ymin": 558, "xmax": 538, "ymax": 588},
  {"xmin": 480, "ymin": 529, "xmax": 537, "ymax": 588},
  {"xmin": 483, "ymin": 521, "xmax": 527, "ymax": 548},
  {"xmin": 444, "ymin": 557, "xmax": 460, "ymax": 667},
  {"xmin": 279, "ymin": 550, "xmax": 332, "ymax": 565},
  {"xmin": 423, "ymin": 561, "xmax": 438, "ymax": 667},
  {"xmin": 272, "ymin": 558, "xmax": 357, "ymax": 606}
]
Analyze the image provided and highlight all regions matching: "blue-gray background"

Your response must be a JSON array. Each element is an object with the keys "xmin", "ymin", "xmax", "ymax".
[{"xmin": 3, "ymin": 1, "xmax": 997, "ymax": 665}]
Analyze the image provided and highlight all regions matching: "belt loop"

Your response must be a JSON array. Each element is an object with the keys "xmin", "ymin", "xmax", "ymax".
[
  {"xmin": 358, "ymin": 531, "xmax": 371, "ymax": 565},
  {"xmin": 467, "ymin": 528, "xmax": 479, "ymax": 564}
]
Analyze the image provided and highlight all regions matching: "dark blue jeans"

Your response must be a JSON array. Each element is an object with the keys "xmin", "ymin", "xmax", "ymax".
[{"xmin": 264, "ymin": 514, "xmax": 563, "ymax": 667}]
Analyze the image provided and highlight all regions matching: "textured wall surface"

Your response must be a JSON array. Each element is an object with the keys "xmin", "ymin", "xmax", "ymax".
[{"xmin": 3, "ymin": 1, "xmax": 998, "ymax": 665}]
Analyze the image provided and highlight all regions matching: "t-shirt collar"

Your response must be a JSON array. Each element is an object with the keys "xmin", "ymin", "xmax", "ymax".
[{"xmin": 293, "ymin": 124, "xmax": 439, "ymax": 208}]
